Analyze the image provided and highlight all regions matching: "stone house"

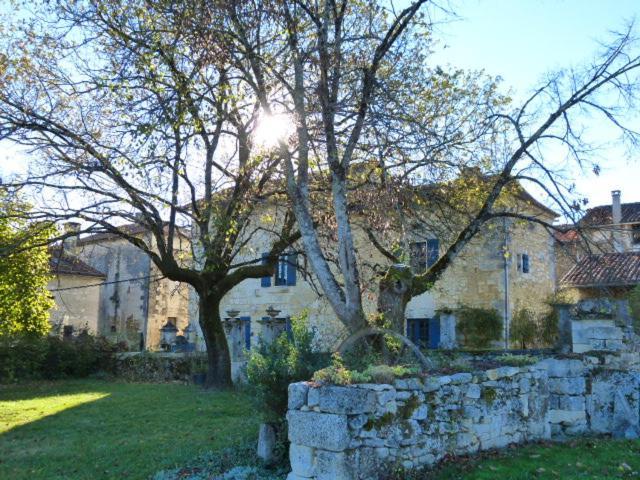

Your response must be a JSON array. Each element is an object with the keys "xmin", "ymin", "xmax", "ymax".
[
  {"xmin": 557, "ymin": 190, "xmax": 640, "ymax": 300},
  {"xmin": 62, "ymin": 222, "xmax": 192, "ymax": 350},
  {"xmin": 48, "ymin": 247, "xmax": 104, "ymax": 336},
  {"xmin": 209, "ymin": 185, "xmax": 558, "ymax": 353}
]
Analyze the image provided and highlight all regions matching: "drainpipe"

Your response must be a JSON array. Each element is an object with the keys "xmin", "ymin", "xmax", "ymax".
[{"xmin": 502, "ymin": 218, "xmax": 510, "ymax": 349}]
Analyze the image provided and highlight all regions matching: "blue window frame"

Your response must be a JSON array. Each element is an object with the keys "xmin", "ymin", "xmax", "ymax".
[
  {"xmin": 517, "ymin": 253, "xmax": 530, "ymax": 274},
  {"xmin": 262, "ymin": 252, "xmax": 297, "ymax": 287},
  {"xmin": 406, "ymin": 317, "xmax": 440, "ymax": 349}
]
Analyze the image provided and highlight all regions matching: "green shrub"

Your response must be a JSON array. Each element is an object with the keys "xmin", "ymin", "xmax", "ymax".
[
  {"xmin": 539, "ymin": 309, "xmax": 559, "ymax": 346},
  {"xmin": 456, "ymin": 306, "xmax": 503, "ymax": 349},
  {"xmin": 0, "ymin": 332, "xmax": 121, "ymax": 383},
  {"xmin": 510, "ymin": 308, "xmax": 538, "ymax": 349},
  {"xmin": 246, "ymin": 313, "xmax": 328, "ymax": 424},
  {"xmin": 312, "ymin": 353, "xmax": 353, "ymax": 385}
]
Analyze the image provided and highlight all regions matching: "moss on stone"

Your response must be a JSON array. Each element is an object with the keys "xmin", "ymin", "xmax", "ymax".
[{"xmin": 481, "ymin": 386, "xmax": 497, "ymax": 405}]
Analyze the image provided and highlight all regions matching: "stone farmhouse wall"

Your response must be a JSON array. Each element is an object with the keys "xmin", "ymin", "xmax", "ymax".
[
  {"xmin": 286, "ymin": 353, "xmax": 640, "ymax": 480},
  {"xmin": 205, "ymin": 203, "xmax": 557, "ymax": 354}
]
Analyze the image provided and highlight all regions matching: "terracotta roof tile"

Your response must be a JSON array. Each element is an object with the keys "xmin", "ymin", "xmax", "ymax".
[
  {"xmin": 580, "ymin": 202, "xmax": 640, "ymax": 226},
  {"xmin": 560, "ymin": 252, "xmax": 640, "ymax": 287}
]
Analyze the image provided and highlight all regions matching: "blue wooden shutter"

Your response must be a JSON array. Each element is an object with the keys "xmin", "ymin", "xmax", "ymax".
[
  {"xmin": 260, "ymin": 253, "xmax": 271, "ymax": 287},
  {"xmin": 427, "ymin": 239, "xmax": 439, "ymax": 268},
  {"xmin": 522, "ymin": 254, "xmax": 530, "ymax": 273},
  {"xmin": 428, "ymin": 317, "xmax": 440, "ymax": 349},
  {"xmin": 286, "ymin": 253, "xmax": 297, "ymax": 286},
  {"xmin": 240, "ymin": 316, "xmax": 251, "ymax": 350}
]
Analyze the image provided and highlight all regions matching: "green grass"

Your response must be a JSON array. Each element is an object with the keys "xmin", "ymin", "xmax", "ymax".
[
  {"xmin": 0, "ymin": 380, "xmax": 258, "ymax": 480},
  {"xmin": 429, "ymin": 438, "xmax": 640, "ymax": 479}
]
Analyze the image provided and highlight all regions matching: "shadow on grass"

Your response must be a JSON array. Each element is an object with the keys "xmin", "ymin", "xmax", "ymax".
[{"xmin": 0, "ymin": 380, "xmax": 258, "ymax": 480}]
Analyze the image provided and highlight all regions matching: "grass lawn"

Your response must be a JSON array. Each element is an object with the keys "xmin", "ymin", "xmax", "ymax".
[
  {"xmin": 0, "ymin": 380, "xmax": 258, "ymax": 480},
  {"xmin": 430, "ymin": 438, "xmax": 640, "ymax": 479}
]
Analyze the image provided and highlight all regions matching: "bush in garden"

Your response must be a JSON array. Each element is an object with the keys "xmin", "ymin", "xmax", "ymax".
[
  {"xmin": 0, "ymin": 331, "xmax": 121, "ymax": 383},
  {"xmin": 510, "ymin": 308, "xmax": 538, "ymax": 349},
  {"xmin": 456, "ymin": 306, "xmax": 503, "ymax": 349},
  {"xmin": 538, "ymin": 309, "xmax": 559, "ymax": 346},
  {"xmin": 246, "ymin": 313, "xmax": 328, "ymax": 424}
]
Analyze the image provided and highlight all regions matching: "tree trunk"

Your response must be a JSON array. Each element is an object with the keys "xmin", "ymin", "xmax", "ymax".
[
  {"xmin": 198, "ymin": 292, "xmax": 232, "ymax": 388},
  {"xmin": 377, "ymin": 264, "xmax": 415, "ymax": 333}
]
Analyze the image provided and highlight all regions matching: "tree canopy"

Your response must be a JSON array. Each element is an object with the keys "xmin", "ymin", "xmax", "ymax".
[{"xmin": 0, "ymin": 195, "xmax": 53, "ymax": 336}]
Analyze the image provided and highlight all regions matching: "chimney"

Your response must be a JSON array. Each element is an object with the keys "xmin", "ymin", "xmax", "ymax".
[
  {"xmin": 612, "ymin": 190, "xmax": 622, "ymax": 224},
  {"xmin": 611, "ymin": 190, "xmax": 623, "ymax": 252},
  {"xmin": 62, "ymin": 222, "xmax": 81, "ymax": 250}
]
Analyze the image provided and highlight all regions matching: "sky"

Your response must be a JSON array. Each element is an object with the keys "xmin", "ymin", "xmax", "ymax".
[
  {"xmin": 1, "ymin": 0, "xmax": 639, "ymax": 211},
  {"xmin": 428, "ymin": 0, "xmax": 640, "ymax": 208}
]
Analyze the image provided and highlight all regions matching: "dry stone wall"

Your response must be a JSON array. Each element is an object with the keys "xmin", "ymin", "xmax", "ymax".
[{"xmin": 286, "ymin": 352, "xmax": 640, "ymax": 480}]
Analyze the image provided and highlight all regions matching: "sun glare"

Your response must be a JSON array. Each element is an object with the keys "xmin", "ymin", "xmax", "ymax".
[{"xmin": 254, "ymin": 113, "xmax": 294, "ymax": 149}]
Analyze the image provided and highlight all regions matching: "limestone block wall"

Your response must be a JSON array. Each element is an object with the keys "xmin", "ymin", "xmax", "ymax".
[
  {"xmin": 286, "ymin": 353, "xmax": 640, "ymax": 480},
  {"xmin": 571, "ymin": 319, "xmax": 625, "ymax": 353}
]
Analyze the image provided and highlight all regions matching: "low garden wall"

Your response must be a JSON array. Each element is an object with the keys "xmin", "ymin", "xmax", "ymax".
[{"xmin": 286, "ymin": 352, "xmax": 640, "ymax": 480}]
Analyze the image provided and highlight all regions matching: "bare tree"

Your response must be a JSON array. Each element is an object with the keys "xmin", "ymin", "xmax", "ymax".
[
  {"xmin": 0, "ymin": 0, "xmax": 298, "ymax": 387},
  {"xmin": 224, "ymin": 1, "xmax": 640, "ymax": 336}
]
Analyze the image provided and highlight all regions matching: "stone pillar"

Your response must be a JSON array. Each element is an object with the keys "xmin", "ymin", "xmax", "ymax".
[
  {"xmin": 552, "ymin": 303, "xmax": 573, "ymax": 354},
  {"xmin": 222, "ymin": 318, "xmax": 244, "ymax": 361}
]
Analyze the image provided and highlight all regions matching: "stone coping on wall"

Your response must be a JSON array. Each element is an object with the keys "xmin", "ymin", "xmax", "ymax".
[{"xmin": 286, "ymin": 351, "xmax": 640, "ymax": 480}]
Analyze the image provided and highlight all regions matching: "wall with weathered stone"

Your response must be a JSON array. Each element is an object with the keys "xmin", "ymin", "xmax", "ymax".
[
  {"xmin": 286, "ymin": 353, "xmax": 640, "ymax": 480},
  {"xmin": 48, "ymin": 274, "xmax": 102, "ymax": 334},
  {"xmin": 200, "ymin": 204, "xmax": 557, "ymax": 354}
]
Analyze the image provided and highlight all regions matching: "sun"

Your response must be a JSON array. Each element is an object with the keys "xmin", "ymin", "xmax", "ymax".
[{"xmin": 253, "ymin": 113, "xmax": 294, "ymax": 149}]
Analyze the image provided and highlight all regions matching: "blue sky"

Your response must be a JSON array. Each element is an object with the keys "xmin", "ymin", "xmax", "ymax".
[
  {"xmin": 429, "ymin": 0, "xmax": 640, "ymax": 208},
  {"xmin": 2, "ymin": 0, "xmax": 639, "ymax": 210}
]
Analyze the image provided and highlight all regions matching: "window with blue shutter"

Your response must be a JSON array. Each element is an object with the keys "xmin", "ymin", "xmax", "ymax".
[
  {"xmin": 286, "ymin": 252, "xmax": 297, "ymax": 286},
  {"xmin": 275, "ymin": 254, "xmax": 288, "ymax": 286},
  {"xmin": 406, "ymin": 318, "xmax": 429, "ymax": 347},
  {"xmin": 427, "ymin": 239, "xmax": 439, "ymax": 267},
  {"xmin": 260, "ymin": 253, "xmax": 271, "ymax": 287}
]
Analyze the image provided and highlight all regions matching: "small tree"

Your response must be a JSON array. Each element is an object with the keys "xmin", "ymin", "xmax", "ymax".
[
  {"xmin": 510, "ymin": 308, "xmax": 538, "ymax": 350},
  {"xmin": 0, "ymin": 195, "xmax": 54, "ymax": 336},
  {"xmin": 456, "ymin": 306, "xmax": 502, "ymax": 349}
]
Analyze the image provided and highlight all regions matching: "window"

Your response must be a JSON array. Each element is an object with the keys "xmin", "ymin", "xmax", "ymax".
[
  {"xmin": 406, "ymin": 318, "xmax": 429, "ymax": 347},
  {"xmin": 410, "ymin": 239, "xmax": 439, "ymax": 274},
  {"xmin": 275, "ymin": 254, "xmax": 288, "ymax": 286},
  {"xmin": 410, "ymin": 242, "xmax": 427, "ymax": 273},
  {"xmin": 261, "ymin": 252, "xmax": 297, "ymax": 287},
  {"xmin": 517, "ymin": 253, "xmax": 530, "ymax": 274},
  {"xmin": 633, "ymin": 225, "xmax": 640, "ymax": 245},
  {"xmin": 406, "ymin": 318, "xmax": 440, "ymax": 348}
]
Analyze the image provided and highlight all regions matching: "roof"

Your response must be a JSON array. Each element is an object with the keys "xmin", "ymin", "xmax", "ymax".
[
  {"xmin": 560, "ymin": 252, "xmax": 640, "ymax": 288},
  {"xmin": 580, "ymin": 202, "xmax": 640, "ymax": 226},
  {"xmin": 77, "ymin": 223, "xmax": 151, "ymax": 245},
  {"xmin": 552, "ymin": 225, "xmax": 579, "ymax": 243},
  {"xmin": 49, "ymin": 248, "xmax": 106, "ymax": 278}
]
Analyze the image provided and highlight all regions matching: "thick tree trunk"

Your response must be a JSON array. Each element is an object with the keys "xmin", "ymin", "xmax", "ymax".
[
  {"xmin": 377, "ymin": 264, "xmax": 415, "ymax": 333},
  {"xmin": 198, "ymin": 292, "xmax": 232, "ymax": 388}
]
